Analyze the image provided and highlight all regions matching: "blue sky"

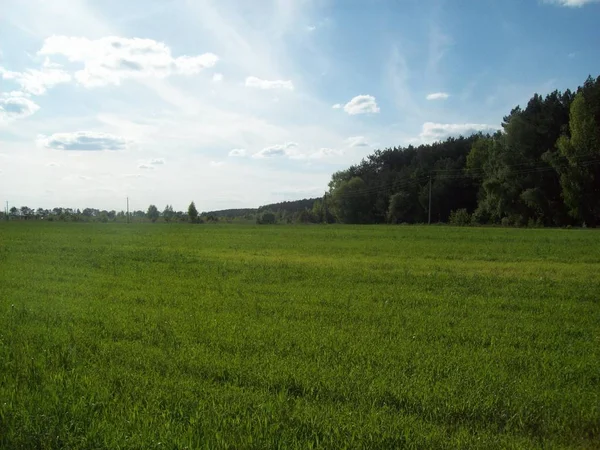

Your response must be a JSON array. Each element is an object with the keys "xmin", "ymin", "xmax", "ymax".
[{"xmin": 1, "ymin": 0, "xmax": 599, "ymax": 212}]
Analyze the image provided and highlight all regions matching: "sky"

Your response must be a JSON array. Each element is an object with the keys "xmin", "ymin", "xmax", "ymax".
[{"xmin": 1, "ymin": 0, "xmax": 599, "ymax": 213}]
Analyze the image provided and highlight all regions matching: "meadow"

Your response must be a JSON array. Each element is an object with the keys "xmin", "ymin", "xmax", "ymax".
[{"xmin": 0, "ymin": 222, "xmax": 598, "ymax": 449}]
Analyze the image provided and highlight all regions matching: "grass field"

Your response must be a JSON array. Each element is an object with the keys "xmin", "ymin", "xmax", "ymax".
[{"xmin": 0, "ymin": 223, "xmax": 599, "ymax": 449}]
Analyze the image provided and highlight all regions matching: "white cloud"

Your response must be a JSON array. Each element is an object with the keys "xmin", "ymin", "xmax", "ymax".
[
  {"xmin": 426, "ymin": 92, "xmax": 449, "ymax": 101},
  {"xmin": 310, "ymin": 148, "xmax": 343, "ymax": 159},
  {"xmin": 138, "ymin": 163, "xmax": 154, "ymax": 170},
  {"xmin": 544, "ymin": 0, "xmax": 599, "ymax": 6},
  {"xmin": 332, "ymin": 103, "xmax": 342, "ymax": 109},
  {"xmin": 212, "ymin": 73, "xmax": 223, "ymax": 82},
  {"xmin": 245, "ymin": 76, "xmax": 294, "ymax": 90},
  {"xmin": 0, "ymin": 95, "xmax": 40, "ymax": 122},
  {"xmin": 228, "ymin": 148, "xmax": 247, "ymax": 157},
  {"xmin": 306, "ymin": 25, "xmax": 316, "ymax": 32},
  {"xmin": 38, "ymin": 131, "xmax": 128, "ymax": 151},
  {"xmin": 342, "ymin": 95, "xmax": 380, "ymax": 115},
  {"xmin": 419, "ymin": 122, "xmax": 498, "ymax": 142},
  {"xmin": 346, "ymin": 136, "xmax": 370, "ymax": 147},
  {"xmin": 253, "ymin": 142, "xmax": 298, "ymax": 158},
  {"xmin": 38, "ymin": 36, "xmax": 218, "ymax": 87},
  {"xmin": 0, "ymin": 58, "xmax": 71, "ymax": 95},
  {"xmin": 149, "ymin": 158, "xmax": 165, "ymax": 165},
  {"xmin": 47, "ymin": 162, "xmax": 60, "ymax": 167}
]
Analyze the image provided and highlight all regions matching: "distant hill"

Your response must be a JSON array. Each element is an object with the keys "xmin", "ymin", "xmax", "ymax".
[
  {"xmin": 201, "ymin": 208, "xmax": 256, "ymax": 218},
  {"xmin": 258, "ymin": 198, "xmax": 320, "ymax": 214},
  {"xmin": 203, "ymin": 197, "xmax": 321, "ymax": 218}
]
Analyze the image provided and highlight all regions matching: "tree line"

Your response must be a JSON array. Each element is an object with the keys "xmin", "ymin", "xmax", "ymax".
[{"xmin": 2, "ymin": 202, "xmax": 201, "ymax": 223}]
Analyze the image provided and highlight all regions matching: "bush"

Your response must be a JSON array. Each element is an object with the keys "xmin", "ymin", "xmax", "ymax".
[
  {"xmin": 449, "ymin": 209, "xmax": 471, "ymax": 226},
  {"xmin": 257, "ymin": 212, "xmax": 276, "ymax": 225}
]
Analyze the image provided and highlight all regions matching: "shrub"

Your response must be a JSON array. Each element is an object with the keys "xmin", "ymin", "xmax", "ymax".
[{"xmin": 449, "ymin": 209, "xmax": 471, "ymax": 226}]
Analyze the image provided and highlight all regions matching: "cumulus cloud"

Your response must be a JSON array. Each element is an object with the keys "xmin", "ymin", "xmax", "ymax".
[
  {"xmin": 544, "ymin": 0, "xmax": 599, "ymax": 6},
  {"xmin": 253, "ymin": 142, "xmax": 298, "ymax": 158},
  {"xmin": 419, "ymin": 122, "xmax": 498, "ymax": 142},
  {"xmin": 0, "ymin": 95, "xmax": 40, "ymax": 122},
  {"xmin": 38, "ymin": 36, "xmax": 218, "ymax": 87},
  {"xmin": 245, "ymin": 76, "xmax": 294, "ymax": 90},
  {"xmin": 0, "ymin": 58, "xmax": 71, "ymax": 95},
  {"xmin": 212, "ymin": 73, "xmax": 223, "ymax": 82},
  {"xmin": 228, "ymin": 148, "xmax": 247, "ymax": 157},
  {"xmin": 38, "ymin": 131, "xmax": 128, "ymax": 151},
  {"xmin": 332, "ymin": 103, "xmax": 342, "ymax": 109},
  {"xmin": 346, "ymin": 136, "xmax": 370, "ymax": 147},
  {"xmin": 342, "ymin": 95, "xmax": 380, "ymax": 115},
  {"xmin": 426, "ymin": 92, "xmax": 450, "ymax": 101}
]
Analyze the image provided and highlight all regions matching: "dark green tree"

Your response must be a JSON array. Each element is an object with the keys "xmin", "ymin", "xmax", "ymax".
[
  {"xmin": 554, "ymin": 77, "xmax": 600, "ymax": 226},
  {"xmin": 188, "ymin": 201, "xmax": 199, "ymax": 223},
  {"xmin": 147, "ymin": 204, "xmax": 159, "ymax": 222},
  {"xmin": 162, "ymin": 205, "xmax": 174, "ymax": 223},
  {"xmin": 330, "ymin": 177, "xmax": 372, "ymax": 224}
]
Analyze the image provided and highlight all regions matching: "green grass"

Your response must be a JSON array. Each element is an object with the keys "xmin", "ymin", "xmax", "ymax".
[{"xmin": 0, "ymin": 222, "xmax": 599, "ymax": 449}]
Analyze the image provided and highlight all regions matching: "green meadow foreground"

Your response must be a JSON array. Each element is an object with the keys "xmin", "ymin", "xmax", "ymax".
[{"xmin": 0, "ymin": 223, "xmax": 598, "ymax": 449}]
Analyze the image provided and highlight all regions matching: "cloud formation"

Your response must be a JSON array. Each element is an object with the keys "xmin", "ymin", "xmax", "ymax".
[
  {"xmin": 544, "ymin": 0, "xmax": 599, "ymax": 6},
  {"xmin": 426, "ymin": 92, "xmax": 449, "ymax": 101},
  {"xmin": 38, "ymin": 36, "xmax": 218, "ymax": 87},
  {"xmin": 342, "ymin": 95, "xmax": 380, "ymax": 115},
  {"xmin": 419, "ymin": 122, "xmax": 498, "ymax": 142},
  {"xmin": 0, "ymin": 59, "xmax": 71, "ymax": 95},
  {"xmin": 38, "ymin": 131, "xmax": 128, "ymax": 151},
  {"xmin": 253, "ymin": 142, "xmax": 298, "ymax": 158},
  {"xmin": 346, "ymin": 136, "xmax": 370, "ymax": 147},
  {"xmin": 228, "ymin": 148, "xmax": 247, "ymax": 157},
  {"xmin": 245, "ymin": 76, "xmax": 294, "ymax": 90},
  {"xmin": 310, "ymin": 148, "xmax": 343, "ymax": 159},
  {"xmin": 0, "ymin": 95, "xmax": 40, "ymax": 122}
]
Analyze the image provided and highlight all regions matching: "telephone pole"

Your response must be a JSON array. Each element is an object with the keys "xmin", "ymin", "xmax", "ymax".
[{"xmin": 428, "ymin": 176, "xmax": 432, "ymax": 225}]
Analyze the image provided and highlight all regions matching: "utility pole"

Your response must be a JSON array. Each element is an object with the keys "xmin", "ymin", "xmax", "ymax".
[
  {"xmin": 428, "ymin": 176, "xmax": 432, "ymax": 225},
  {"xmin": 127, "ymin": 197, "xmax": 130, "ymax": 223}
]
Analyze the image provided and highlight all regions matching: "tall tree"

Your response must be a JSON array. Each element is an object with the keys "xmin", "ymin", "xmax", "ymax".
[
  {"xmin": 162, "ymin": 205, "xmax": 174, "ymax": 223},
  {"xmin": 554, "ymin": 77, "xmax": 600, "ymax": 226},
  {"xmin": 331, "ymin": 177, "xmax": 372, "ymax": 224},
  {"xmin": 147, "ymin": 204, "xmax": 159, "ymax": 223},
  {"xmin": 188, "ymin": 201, "xmax": 199, "ymax": 223}
]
